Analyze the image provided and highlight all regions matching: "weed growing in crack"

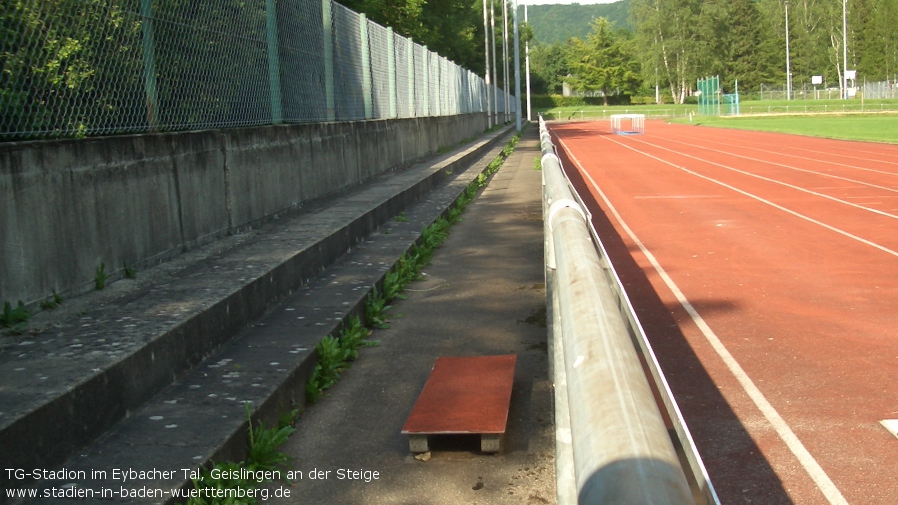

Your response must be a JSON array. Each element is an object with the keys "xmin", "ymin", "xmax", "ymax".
[
  {"xmin": 186, "ymin": 405, "xmax": 296, "ymax": 505},
  {"xmin": 364, "ymin": 287, "xmax": 392, "ymax": 330},
  {"xmin": 306, "ymin": 316, "xmax": 378, "ymax": 403},
  {"xmin": 1, "ymin": 301, "xmax": 30, "ymax": 333},
  {"xmin": 94, "ymin": 263, "xmax": 108, "ymax": 290},
  {"xmin": 246, "ymin": 403, "xmax": 296, "ymax": 473},
  {"xmin": 39, "ymin": 290, "xmax": 63, "ymax": 311}
]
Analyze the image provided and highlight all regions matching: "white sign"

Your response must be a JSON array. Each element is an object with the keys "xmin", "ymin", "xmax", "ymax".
[
  {"xmin": 812, "ymin": 75, "xmax": 823, "ymax": 85},
  {"xmin": 845, "ymin": 70, "xmax": 857, "ymax": 80}
]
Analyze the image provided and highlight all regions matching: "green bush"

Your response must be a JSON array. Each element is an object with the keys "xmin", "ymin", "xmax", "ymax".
[{"xmin": 531, "ymin": 94, "xmax": 632, "ymax": 109}]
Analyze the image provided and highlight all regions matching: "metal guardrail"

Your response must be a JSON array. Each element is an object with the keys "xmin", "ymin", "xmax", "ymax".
[{"xmin": 540, "ymin": 115, "xmax": 720, "ymax": 504}]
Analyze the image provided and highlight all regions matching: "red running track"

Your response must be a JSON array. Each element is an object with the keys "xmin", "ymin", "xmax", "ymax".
[{"xmin": 550, "ymin": 120, "xmax": 898, "ymax": 505}]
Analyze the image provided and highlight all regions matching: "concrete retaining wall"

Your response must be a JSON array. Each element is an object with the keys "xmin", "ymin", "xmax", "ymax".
[{"xmin": 0, "ymin": 114, "xmax": 488, "ymax": 306}]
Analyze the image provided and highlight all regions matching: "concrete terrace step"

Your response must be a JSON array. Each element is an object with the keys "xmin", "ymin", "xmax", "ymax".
[{"xmin": 0, "ymin": 125, "xmax": 516, "ymax": 502}]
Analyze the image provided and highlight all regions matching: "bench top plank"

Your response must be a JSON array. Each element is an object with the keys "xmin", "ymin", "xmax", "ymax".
[{"xmin": 402, "ymin": 355, "xmax": 517, "ymax": 435}]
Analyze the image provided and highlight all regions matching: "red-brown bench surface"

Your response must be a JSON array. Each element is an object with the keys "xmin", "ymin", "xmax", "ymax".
[{"xmin": 402, "ymin": 354, "xmax": 516, "ymax": 453}]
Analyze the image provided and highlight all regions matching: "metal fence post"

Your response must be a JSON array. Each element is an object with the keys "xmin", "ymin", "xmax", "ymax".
[
  {"xmin": 387, "ymin": 27, "xmax": 397, "ymax": 119},
  {"xmin": 322, "ymin": 0, "xmax": 336, "ymax": 121},
  {"xmin": 422, "ymin": 46, "xmax": 430, "ymax": 116},
  {"xmin": 407, "ymin": 41, "xmax": 415, "ymax": 117},
  {"xmin": 359, "ymin": 14, "xmax": 373, "ymax": 120},
  {"xmin": 266, "ymin": 0, "xmax": 283, "ymax": 125},
  {"xmin": 140, "ymin": 0, "xmax": 158, "ymax": 129}
]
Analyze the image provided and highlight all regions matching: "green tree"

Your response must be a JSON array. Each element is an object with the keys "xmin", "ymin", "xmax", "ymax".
[
  {"xmin": 0, "ymin": 0, "xmax": 145, "ymax": 139},
  {"xmin": 528, "ymin": 41, "xmax": 570, "ymax": 94},
  {"xmin": 340, "ymin": 0, "xmax": 485, "ymax": 76},
  {"xmin": 632, "ymin": 0, "xmax": 705, "ymax": 103},
  {"xmin": 724, "ymin": 0, "xmax": 780, "ymax": 93},
  {"xmin": 565, "ymin": 18, "xmax": 641, "ymax": 104}
]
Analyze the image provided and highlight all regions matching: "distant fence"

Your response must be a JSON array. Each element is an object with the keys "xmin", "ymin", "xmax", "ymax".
[
  {"xmin": 541, "ymin": 108, "xmax": 697, "ymax": 121},
  {"xmin": 760, "ymin": 80, "xmax": 898, "ymax": 100},
  {"xmin": 862, "ymin": 80, "xmax": 898, "ymax": 99},
  {"xmin": 0, "ymin": 0, "xmax": 513, "ymax": 141},
  {"xmin": 760, "ymin": 83, "xmax": 841, "ymax": 100}
]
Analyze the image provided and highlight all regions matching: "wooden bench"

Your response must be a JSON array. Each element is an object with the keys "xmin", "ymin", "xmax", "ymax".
[{"xmin": 401, "ymin": 354, "xmax": 516, "ymax": 454}]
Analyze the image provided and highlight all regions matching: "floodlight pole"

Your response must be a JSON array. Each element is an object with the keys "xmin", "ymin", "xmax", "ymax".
[
  {"xmin": 525, "ymin": 3, "xmax": 532, "ymax": 121},
  {"xmin": 491, "ymin": 0, "xmax": 499, "ymax": 125},
  {"xmin": 502, "ymin": 0, "xmax": 510, "ymax": 124},
  {"xmin": 483, "ymin": 0, "xmax": 492, "ymax": 128},
  {"xmin": 785, "ymin": 1, "xmax": 791, "ymax": 101},
  {"xmin": 842, "ymin": 0, "xmax": 848, "ymax": 99},
  {"xmin": 513, "ymin": 0, "xmax": 521, "ymax": 130}
]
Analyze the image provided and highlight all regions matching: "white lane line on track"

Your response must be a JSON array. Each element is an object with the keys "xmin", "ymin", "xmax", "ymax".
[
  {"xmin": 633, "ymin": 195, "xmax": 722, "ymax": 199},
  {"xmin": 626, "ymin": 136, "xmax": 898, "ymax": 221},
  {"xmin": 662, "ymin": 124, "xmax": 898, "ymax": 160},
  {"xmin": 660, "ymin": 130, "xmax": 898, "ymax": 168},
  {"xmin": 654, "ymin": 132, "xmax": 898, "ymax": 181},
  {"xmin": 556, "ymin": 134, "xmax": 853, "ymax": 505},
  {"xmin": 596, "ymin": 135, "xmax": 898, "ymax": 259}
]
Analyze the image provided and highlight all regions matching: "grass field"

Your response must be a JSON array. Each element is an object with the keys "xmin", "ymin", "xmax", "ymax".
[
  {"xmin": 534, "ymin": 98, "xmax": 898, "ymax": 143},
  {"xmin": 668, "ymin": 114, "xmax": 898, "ymax": 144},
  {"xmin": 535, "ymin": 98, "xmax": 898, "ymax": 122}
]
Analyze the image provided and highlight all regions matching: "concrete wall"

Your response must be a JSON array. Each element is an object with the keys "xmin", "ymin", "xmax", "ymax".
[{"xmin": 0, "ymin": 114, "xmax": 488, "ymax": 306}]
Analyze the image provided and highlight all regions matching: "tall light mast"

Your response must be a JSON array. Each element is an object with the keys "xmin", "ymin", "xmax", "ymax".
[
  {"xmin": 513, "ymin": 0, "xmax": 521, "ymax": 130},
  {"xmin": 785, "ymin": 1, "xmax": 791, "ymax": 100},
  {"xmin": 483, "ymin": 0, "xmax": 492, "ymax": 127},
  {"xmin": 525, "ymin": 3, "xmax": 532, "ymax": 121}
]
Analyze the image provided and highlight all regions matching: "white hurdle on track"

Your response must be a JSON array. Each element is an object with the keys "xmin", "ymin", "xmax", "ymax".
[{"xmin": 610, "ymin": 113, "xmax": 645, "ymax": 135}]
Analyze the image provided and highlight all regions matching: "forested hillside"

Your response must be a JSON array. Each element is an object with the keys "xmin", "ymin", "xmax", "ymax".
[{"xmin": 524, "ymin": 2, "xmax": 632, "ymax": 44}]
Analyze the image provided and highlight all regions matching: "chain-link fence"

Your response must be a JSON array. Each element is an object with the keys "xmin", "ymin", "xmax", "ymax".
[
  {"xmin": 1, "ymin": 0, "xmax": 514, "ymax": 141},
  {"xmin": 759, "ymin": 81, "xmax": 898, "ymax": 100},
  {"xmin": 862, "ymin": 79, "xmax": 898, "ymax": 99}
]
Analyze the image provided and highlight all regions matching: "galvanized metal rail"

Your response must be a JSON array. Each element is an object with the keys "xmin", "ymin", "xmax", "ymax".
[{"xmin": 540, "ymin": 115, "xmax": 720, "ymax": 505}]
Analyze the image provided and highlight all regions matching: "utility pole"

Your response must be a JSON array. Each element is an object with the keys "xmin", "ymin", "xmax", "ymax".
[
  {"xmin": 654, "ymin": 35, "xmax": 659, "ymax": 104},
  {"xmin": 513, "ymin": 0, "xmax": 521, "ymax": 130},
  {"xmin": 483, "ymin": 0, "xmax": 492, "ymax": 127},
  {"xmin": 785, "ymin": 1, "xmax": 791, "ymax": 101},
  {"xmin": 525, "ymin": 3, "xmax": 531, "ymax": 121},
  {"xmin": 490, "ymin": 0, "xmax": 498, "ymax": 125},
  {"xmin": 843, "ymin": 0, "xmax": 848, "ymax": 99},
  {"xmin": 502, "ymin": 0, "xmax": 510, "ymax": 124}
]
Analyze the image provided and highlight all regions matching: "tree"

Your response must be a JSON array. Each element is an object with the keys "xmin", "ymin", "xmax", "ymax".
[
  {"xmin": 631, "ymin": 0, "xmax": 706, "ymax": 103},
  {"xmin": 528, "ymin": 41, "xmax": 570, "ymax": 94},
  {"xmin": 724, "ymin": 0, "xmax": 780, "ymax": 92},
  {"xmin": 566, "ymin": 18, "xmax": 641, "ymax": 104},
  {"xmin": 340, "ymin": 0, "xmax": 485, "ymax": 76}
]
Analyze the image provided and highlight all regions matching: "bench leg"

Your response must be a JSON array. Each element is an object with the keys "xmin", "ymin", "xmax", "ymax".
[
  {"xmin": 409, "ymin": 434, "xmax": 430, "ymax": 453},
  {"xmin": 481, "ymin": 434, "xmax": 502, "ymax": 453}
]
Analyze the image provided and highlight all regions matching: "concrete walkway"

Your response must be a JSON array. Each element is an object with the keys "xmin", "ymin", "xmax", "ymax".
[{"xmin": 269, "ymin": 126, "xmax": 556, "ymax": 505}]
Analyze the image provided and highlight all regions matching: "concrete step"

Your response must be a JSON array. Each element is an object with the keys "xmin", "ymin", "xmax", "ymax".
[{"xmin": 1, "ymin": 125, "xmax": 516, "ymax": 502}]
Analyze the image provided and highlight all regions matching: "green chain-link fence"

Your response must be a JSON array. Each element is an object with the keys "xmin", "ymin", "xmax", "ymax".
[
  {"xmin": 1, "ymin": 0, "xmax": 513, "ymax": 141},
  {"xmin": 696, "ymin": 75, "xmax": 720, "ymax": 116}
]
